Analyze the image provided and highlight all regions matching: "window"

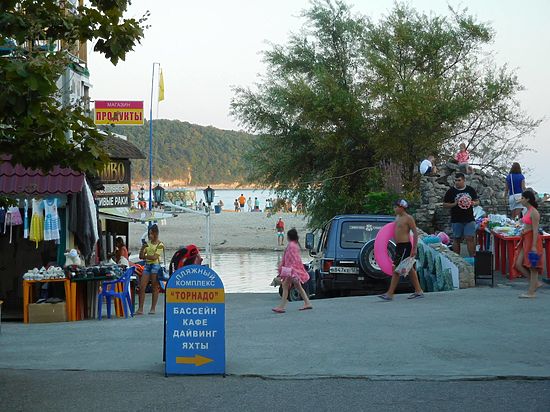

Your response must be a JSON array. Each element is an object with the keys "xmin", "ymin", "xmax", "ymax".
[
  {"xmin": 319, "ymin": 221, "xmax": 332, "ymax": 252},
  {"xmin": 340, "ymin": 221, "xmax": 384, "ymax": 249}
]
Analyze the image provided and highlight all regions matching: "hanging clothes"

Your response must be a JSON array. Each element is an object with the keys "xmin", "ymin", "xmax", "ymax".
[
  {"xmin": 69, "ymin": 179, "xmax": 99, "ymax": 263},
  {"xmin": 23, "ymin": 199, "xmax": 29, "ymax": 239},
  {"xmin": 4, "ymin": 206, "xmax": 23, "ymax": 244},
  {"xmin": 83, "ymin": 180, "xmax": 99, "ymax": 247},
  {"xmin": 30, "ymin": 198, "xmax": 44, "ymax": 248},
  {"xmin": 43, "ymin": 197, "xmax": 61, "ymax": 241}
]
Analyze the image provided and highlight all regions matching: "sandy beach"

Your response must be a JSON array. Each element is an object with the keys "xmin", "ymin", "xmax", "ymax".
[{"xmin": 129, "ymin": 211, "xmax": 309, "ymax": 254}]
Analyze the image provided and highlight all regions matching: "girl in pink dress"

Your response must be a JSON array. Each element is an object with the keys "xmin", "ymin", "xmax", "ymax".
[
  {"xmin": 455, "ymin": 143, "xmax": 473, "ymax": 173},
  {"xmin": 272, "ymin": 229, "xmax": 313, "ymax": 313}
]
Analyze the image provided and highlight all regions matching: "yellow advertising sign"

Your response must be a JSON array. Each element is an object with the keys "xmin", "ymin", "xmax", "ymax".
[
  {"xmin": 94, "ymin": 100, "xmax": 144, "ymax": 126},
  {"xmin": 166, "ymin": 288, "xmax": 225, "ymax": 304}
]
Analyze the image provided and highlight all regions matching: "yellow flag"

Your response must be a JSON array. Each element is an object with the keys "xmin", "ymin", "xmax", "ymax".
[{"xmin": 158, "ymin": 69, "xmax": 165, "ymax": 102}]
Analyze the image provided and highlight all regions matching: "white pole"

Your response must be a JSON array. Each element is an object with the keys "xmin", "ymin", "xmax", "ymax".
[{"xmin": 206, "ymin": 207, "xmax": 212, "ymax": 267}]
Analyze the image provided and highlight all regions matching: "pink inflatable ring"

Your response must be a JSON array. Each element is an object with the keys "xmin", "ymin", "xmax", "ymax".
[{"xmin": 374, "ymin": 221, "xmax": 414, "ymax": 276}]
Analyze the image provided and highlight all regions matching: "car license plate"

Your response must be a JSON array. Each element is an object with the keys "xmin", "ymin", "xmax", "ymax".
[{"xmin": 330, "ymin": 266, "xmax": 359, "ymax": 274}]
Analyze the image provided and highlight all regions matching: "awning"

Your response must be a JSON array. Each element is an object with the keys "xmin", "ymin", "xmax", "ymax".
[
  {"xmin": 99, "ymin": 207, "xmax": 176, "ymax": 223},
  {"xmin": 0, "ymin": 156, "xmax": 85, "ymax": 196}
]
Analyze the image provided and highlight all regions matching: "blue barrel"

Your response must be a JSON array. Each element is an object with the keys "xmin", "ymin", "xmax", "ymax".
[{"xmin": 214, "ymin": 205, "xmax": 222, "ymax": 214}]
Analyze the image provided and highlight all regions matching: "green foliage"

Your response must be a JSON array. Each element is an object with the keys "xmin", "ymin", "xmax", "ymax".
[
  {"xmin": 0, "ymin": 0, "xmax": 147, "ymax": 173},
  {"xmin": 107, "ymin": 120, "xmax": 255, "ymax": 185},
  {"xmin": 231, "ymin": 0, "xmax": 539, "ymax": 228},
  {"xmin": 0, "ymin": 195, "xmax": 17, "ymax": 208},
  {"xmin": 364, "ymin": 192, "xmax": 399, "ymax": 215}
]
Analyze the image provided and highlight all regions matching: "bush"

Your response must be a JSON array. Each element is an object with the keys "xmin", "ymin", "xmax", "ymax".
[{"xmin": 364, "ymin": 192, "xmax": 400, "ymax": 215}]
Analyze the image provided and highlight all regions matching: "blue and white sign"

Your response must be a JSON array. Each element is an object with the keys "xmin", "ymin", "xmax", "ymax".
[{"xmin": 165, "ymin": 265, "xmax": 225, "ymax": 375}]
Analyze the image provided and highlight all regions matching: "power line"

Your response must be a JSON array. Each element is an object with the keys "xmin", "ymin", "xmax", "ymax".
[{"xmin": 300, "ymin": 166, "xmax": 374, "ymax": 186}]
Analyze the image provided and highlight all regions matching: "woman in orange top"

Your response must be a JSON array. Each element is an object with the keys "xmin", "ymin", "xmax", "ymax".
[{"xmin": 512, "ymin": 191, "xmax": 544, "ymax": 298}]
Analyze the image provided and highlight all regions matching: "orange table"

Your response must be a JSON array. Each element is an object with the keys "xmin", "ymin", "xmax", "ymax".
[
  {"xmin": 23, "ymin": 278, "xmax": 72, "ymax": 324},
  {"xmin": 70, "ymin": 278, "xmax": 127, "ymax": 320},
  {"xmin": 492, "ymin": 231, "xmax": 550, "ymax": 279}
]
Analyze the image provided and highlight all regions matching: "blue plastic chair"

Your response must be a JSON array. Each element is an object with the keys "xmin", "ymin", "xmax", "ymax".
[{"xmin": 98, "ymin": 267, "xmax": 135, "ymax": 320}]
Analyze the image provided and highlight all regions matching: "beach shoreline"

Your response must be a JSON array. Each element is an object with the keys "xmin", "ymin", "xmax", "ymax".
[{"xmin": 129, "ymin": 211, "xmax": 310, "ymax": 254}]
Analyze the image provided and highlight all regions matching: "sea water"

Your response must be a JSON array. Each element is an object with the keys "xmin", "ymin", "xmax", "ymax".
[{"xmin": 131, "ymin": 188, "xmax": 279, "ymax": 210}]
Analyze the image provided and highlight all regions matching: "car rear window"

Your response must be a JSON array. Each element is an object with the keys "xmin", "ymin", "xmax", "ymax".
[{"xmin": 340, "ymin": 221, "xmax": 386, "ymax": 249}]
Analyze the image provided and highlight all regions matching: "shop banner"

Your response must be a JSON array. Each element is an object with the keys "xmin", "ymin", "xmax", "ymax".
[
  {"xmin": 96, "ymin": 159, "xmax": 131, "ymax": 208},
  {"xmin": 165, "ymin": 265, "xmax": 225, "ymax": 376},
  {"xmin": 94, "ymin": 100, "xmax": 144, "ymax": 126}
]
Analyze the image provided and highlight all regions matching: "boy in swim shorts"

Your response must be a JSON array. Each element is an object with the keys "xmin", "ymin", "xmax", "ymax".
[{"xmin": 379, "ymin": 199, "xmax": 424, "ymax": 301}]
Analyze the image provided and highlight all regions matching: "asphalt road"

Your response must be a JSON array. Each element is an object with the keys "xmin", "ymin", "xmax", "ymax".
[
  {"xmin": 1, "ymin": 369, "xmax": 549, "ymax": 412},
  {"xmin": 2, "ymin": 284, "xmax": 549, "ymax": 410}
]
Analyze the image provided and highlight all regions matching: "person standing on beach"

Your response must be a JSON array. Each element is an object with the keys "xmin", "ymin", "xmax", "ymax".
[
  {"xmin": 272, "ymin": 229, "xmax": 312, "ymax": 313},
  {"xmin": 138, "ymin": 224, "xmax": 164, "ymax": 315},
  {"xmin": 443, "ymin": 172, "xmax": 479, "ymax": 256},
  {"xmin": 238, "ymin": 194, "xmax": 246, "ymax": 211},
  {"xmin": 247, "ymin": 197, "xmax": 252, "ymax": 212},
  {"xmin": 254, "ymin": 197, "xmax": 260, "ymax": 211},
  {"xmin": 234, "ymin": 199, "xmax": 239, "ymax": 212},
  {"xmin": 276, "ymin": 217, "xmax": 285, "ymax": 245},
  {"xmin": 378, "ymin": 200, "xmax": 424, "ymax": 301}
]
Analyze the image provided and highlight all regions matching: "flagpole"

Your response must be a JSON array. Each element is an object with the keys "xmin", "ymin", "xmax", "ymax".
[{"xmin": 149, "ymin": 62, "xmax": 160, "ymax": 211}]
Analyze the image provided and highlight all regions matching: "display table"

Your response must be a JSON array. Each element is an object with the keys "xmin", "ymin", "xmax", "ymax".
[
  {"xmin": 491, "ymin": 231, "xmax": 550, "ymax": 279},
  {"xmin": 23, "ymin": 278, "xmax": 71, "ymax": 324},
  {"xmin": 70, "ymin": 275, "xmax": 137, "ymax": 320}
]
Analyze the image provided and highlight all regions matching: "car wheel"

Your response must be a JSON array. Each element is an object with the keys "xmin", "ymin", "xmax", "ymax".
[
  {"xmin": 289, "ymin": 287, "xmax": 301, "ymax": 301},
  {"xmin": 359, "ymin": 239, "xmax": 396, "ymax": 280}
]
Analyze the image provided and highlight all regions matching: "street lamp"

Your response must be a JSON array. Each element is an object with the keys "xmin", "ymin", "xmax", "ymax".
[
  {"xmin": 153, "ymin": 183, "xmax": 165, "ymax": 207},
  {"xmin": 203, "ymin": 185, "xmax": 215, "ymax": 206},
  {"xmin": 203, "ymin": 186, "xmax": 215, "ymax": 268}
]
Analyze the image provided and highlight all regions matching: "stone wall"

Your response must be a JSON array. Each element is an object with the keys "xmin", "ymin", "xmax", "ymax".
[{"xmin": 414, "ymin": 162, "xmax": 536, "ymax": 234}]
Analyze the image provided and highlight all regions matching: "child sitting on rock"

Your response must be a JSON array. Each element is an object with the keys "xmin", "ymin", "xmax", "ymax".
[{"xmin": 455, "ymin": 143, "xmax": 473, "ymax": 174}]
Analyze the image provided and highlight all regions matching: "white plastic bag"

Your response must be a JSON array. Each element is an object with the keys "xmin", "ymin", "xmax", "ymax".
[{"xmin": 394, "ymin": 256, "xmax": 416, "ymax": 277}]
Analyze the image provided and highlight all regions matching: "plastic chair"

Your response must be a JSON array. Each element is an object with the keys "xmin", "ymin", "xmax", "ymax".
[{"xmin": 98, "ymin": 267, "xmax": 135, "ymax": 320}]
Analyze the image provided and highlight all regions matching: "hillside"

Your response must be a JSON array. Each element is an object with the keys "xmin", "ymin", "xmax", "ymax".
[{"xmin": 108, "ymin": 120, "xmax": 255, "ymax": 185}]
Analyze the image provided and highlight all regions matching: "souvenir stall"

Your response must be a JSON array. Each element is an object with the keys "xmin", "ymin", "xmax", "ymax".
[
  {"xmin": 68, "ymin": 134, "xmax": 147, "ymax": 321},
  {"xmin": 477, "ymin": 214, "xmax": 550, "ymax": 279},
  {"xmin": 0, "ymin": 156, "xmax": 95, "ymax": 321},
  {"xmin": 0, "ymin": 134, "xmax": 165, "ymax": 323}
]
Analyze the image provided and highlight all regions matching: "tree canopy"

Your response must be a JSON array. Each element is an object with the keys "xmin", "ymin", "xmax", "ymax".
[
  {"xmin": 0, "ymin": 0, "xmax": 147, "ymax": 173},
  {"xmin": 231, "ymin": 0, "xmax": 539, "ymax": 228}
]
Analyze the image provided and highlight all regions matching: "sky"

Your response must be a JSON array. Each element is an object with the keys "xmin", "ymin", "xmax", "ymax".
[{"xmin": 88, "ymin": 0, "xmax": 550, "ymax": 192}]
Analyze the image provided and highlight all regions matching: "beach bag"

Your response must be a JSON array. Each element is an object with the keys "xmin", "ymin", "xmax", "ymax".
[{"xmin": 280, "ymin": 266, "xmax": 292, "ymax": 278}]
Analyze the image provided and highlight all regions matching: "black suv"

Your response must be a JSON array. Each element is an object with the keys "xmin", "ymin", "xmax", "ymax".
[{"xmin": 302, "ymin": 214, "xmax": 411, "ymax": 298}]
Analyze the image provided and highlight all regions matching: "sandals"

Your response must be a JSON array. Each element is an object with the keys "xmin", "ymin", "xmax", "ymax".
[
  {"xmin": 408, "ymin": 292, "xmax": 425, "ymax": 300},
  {"xmin": 271, "ymin": 307, "xmax": 285, "ymax": 313},
  {"xmin": 518, "ymin": 294, "xmax": 536, "ymax": 299},
  {"xmin": 299, "ymin": 306, "xmax": 313, "ymax": 311},
  {"xmin": 378, "ymin": 294, "xmax": 393, "ymax": 301}
]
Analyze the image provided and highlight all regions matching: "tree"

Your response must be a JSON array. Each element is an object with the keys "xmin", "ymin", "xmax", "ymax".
[
  {"xmin": 364, "ymin": 4, "xmax": 540, "ymax": 178},
  {"xmin": 0, "ymin": 0, "xmax": 148, "ymax": 173},
  {"xmin": 232, "ymin": 0, "xmax": 381, "ymax": 228},
  {"xmin": 231, "ymin": 1, "xmax": 539, "ymax": 227}
]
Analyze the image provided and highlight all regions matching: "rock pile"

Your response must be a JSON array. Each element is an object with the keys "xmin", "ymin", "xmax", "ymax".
[
  {"xmin": 415, "ymin": 162, "xmax": 508, "ymax": 234},
  {"xmin": 415, "ymin": 162, "xmax": 550, "ymax": 234}
]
